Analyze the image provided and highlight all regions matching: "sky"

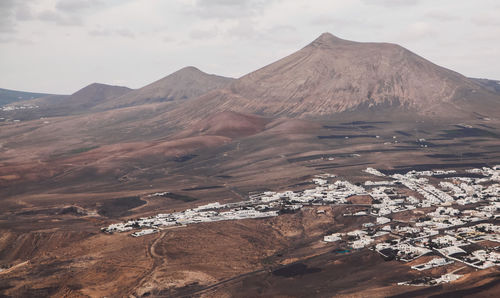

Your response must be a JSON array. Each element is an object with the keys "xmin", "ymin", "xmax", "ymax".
[{"xmin": 0, "ymin": 0, "xmax": 499, "ymax": 94}]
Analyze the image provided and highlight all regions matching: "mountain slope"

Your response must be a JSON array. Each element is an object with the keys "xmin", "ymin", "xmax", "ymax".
[
  {"xmin": 97, "ymin": 66, "xmax": 234, "ymax": 110},
  {"xmin": 470, "ymin": 78, "xmax": 500, "ymax": 94},
  {"xmin": 27, "ymin": 83, "xmax": 133, "ymax": 116},
  {"xmin": 69, "ymin": 83, "xmax": 133, "ymax": 107},
  {"xmin": 0, "ymin": 88, "xmax": 52, "ymax": 106},
  {"xmin": 188, "ymin": 111, "xmax": 270, "ymax": 138},
  {"xmin": 175, "ymin": 33, "xmax": 497, "ymax": 120}
]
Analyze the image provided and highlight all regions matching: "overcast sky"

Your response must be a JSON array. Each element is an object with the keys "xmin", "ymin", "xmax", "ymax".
[{"xmin": 1, "ymin": 0, "xmax": 499, "ymax": 94}]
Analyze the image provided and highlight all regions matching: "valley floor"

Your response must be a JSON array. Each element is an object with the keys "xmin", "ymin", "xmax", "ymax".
[{"xmin": 1, "ymin": 117, "xmax": 500, "ymax": 297}]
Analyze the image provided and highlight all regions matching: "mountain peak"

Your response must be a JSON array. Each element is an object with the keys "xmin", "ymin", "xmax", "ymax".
[
  {"xmin": 72, "ymin": 82, "xmax": 131, "ymax": 97},
  {"xmin": 204, "ymin": 33, "xmax": 483, "ymax": 118},
  {"xmin": 308, "ymin": 32, "xmax": 352, "ymax": 48},
  {"xmin": 74, "ymin": 83, "xmax": 107, "ymax": 94},
  {"xmin": 177, "ymin": 66, "xmax": 203, "ymax": 74},
  {"xmin": 94, "ymin": 66, "xmax": 235, "ymax": 109}
]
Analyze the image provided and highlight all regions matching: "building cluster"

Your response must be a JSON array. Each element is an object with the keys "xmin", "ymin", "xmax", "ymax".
[
  {"xmin": 1, "ymin": 104, "xmax": 38, "ymax": 112},
  {"xmin": 102, "ymin": 166, "xmax": 500, "ymax": 286},
  {"xmin": 102, "ymin": 206, "xmax": 279, "ymax": 234},
  {"xmin": 361, "ymin": 166, "xmax": 500, "ymax": 286},
  {"xmin": 410, "ymin": 258, "xmax": 453, "ymax": 271},
  {"xmin": 397, "ymin": 273, "xmax": 463, "ymax": 286},
  {"xmin": 363, "ymin": 167, "xmax": 386, "ymax": 177}
]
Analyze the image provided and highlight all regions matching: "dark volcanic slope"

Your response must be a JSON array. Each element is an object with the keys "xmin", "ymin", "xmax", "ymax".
[
  {"xmin": 189, "ymin": 111, "xmax": 270, "ymax": 138},
  {"xmin": 0, "ymin": 88, "xmax": 52, "ymax": 106},
  {"xmin": 471, "ymin": 78, "xmax": 500, "ymax": 94},
  {"xmin": 98, "ymin": 66, "xmax": 234, "ymax": 109},
  {"xmin": 177, "ymin": 33, "xmax": 498, "ymax": 120}
]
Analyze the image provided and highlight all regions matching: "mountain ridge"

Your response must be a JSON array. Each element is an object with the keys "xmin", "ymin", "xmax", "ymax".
[
  {"xmin": 0, "ymin": 88, "xmax": 54, "ymax": 106},
  {"xmin": 26, "ymin": 83, "xmax": 133, "ymax": 114},
  {"xmin": 95, "ymin": 66, "xmax": 235, "ymax": 110}
]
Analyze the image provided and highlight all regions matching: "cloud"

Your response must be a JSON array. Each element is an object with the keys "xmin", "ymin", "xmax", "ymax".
[
  {"xmin": 115, "ymin": 28, "xmax": 135, "ymax": 38},
  {"xmin": 39, "ymin": 0, "xmax": 110, "ymax": 26},
  {"xmin": 397, "ymin": 21, "xmax": 437, "ymax": 42},
  {"xmin": 0, "ymin": 0, "xmax": 128, "ymax": 33},
  {"xmin": 0, "ymin": 36, "xmax": 15, "ymax": 43},
  {"xmin": 361, "ymin": 0, "xmax": 422, "ymax": 7},
  {"xmin": 188, "ymin": 0, "xmax": 278, "ymax": 19},
  {"xmin": 0, "ymin": 0, "xmax": 37, "ymax": 33},
  {"xmin": 15, "ymin": 3, "xmax": 35, "ymax": 21},
  {"xmin": 425, "ymin": 11, "xmax": 460, "ymax": 22},
  {"xmin": 55, "ymin": 0, "xmax": 104, "ymax": 13},
  {"xmin": 0, "ymin": 35, "xmax": 35, "ymax": 45},
  {"xmin": 471, "ymin": 14, "xmax": 500, "ymax": 27},
  {"xmin": 261, "ymin": 25, "xmax": 298, "ymax": 44},
  {"xmin": 190, "ymin": 28, "xmax": 219, "ymax": 40},
  {"xmin": 38, "ymin": 10, "xmax": 83, "ymax": 26},
  {"xmin": 0, "ymin": 0, "xmax": 86, "ymax": 32},
  {"xmin": 0, "ymin": 0, "xmax": 17, "ymax": 33},
  {"xmin": 89, "ymin": 28, "xmax": 136, "ymax": 38},
  {"xmin": 0, "ymin": 0, "xmax": 15, "ymax": 10},
  {"xmin": 162, "ymin": 36, "xmax": 175, "ymax": 43},
  {"xmin": 227, "ymin": 21, "xmax": 298, "ymax": 45},
  {"xmin": 309, "ymin": 15, "xmax": 358, "ymax": 27},
  {"xmin": 227, "ymin": 20, "xmax": 259, "ymax": 39},
  {"xmin": 88, "ymin": 28, "xmax": 111, "ymax": 37}
]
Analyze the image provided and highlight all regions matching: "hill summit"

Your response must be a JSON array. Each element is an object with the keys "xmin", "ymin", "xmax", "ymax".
[{"xmin": 98, "ymin": 66, "xmax": 234, "ymax": 109}]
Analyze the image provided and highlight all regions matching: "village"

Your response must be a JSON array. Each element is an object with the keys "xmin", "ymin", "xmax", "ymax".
[
  {"xmin": 102, "ymin": 165, "xmax": 500, "ymax": 287},
  {"xmin": 0, "ymin": 103, "xmax": 38, "ymax": 112}
]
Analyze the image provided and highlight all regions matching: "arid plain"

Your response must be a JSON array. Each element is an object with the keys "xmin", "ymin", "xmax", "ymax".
[{"xmin": 1, "ymin": 33, "xmax": 499, "ymax": 297}]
